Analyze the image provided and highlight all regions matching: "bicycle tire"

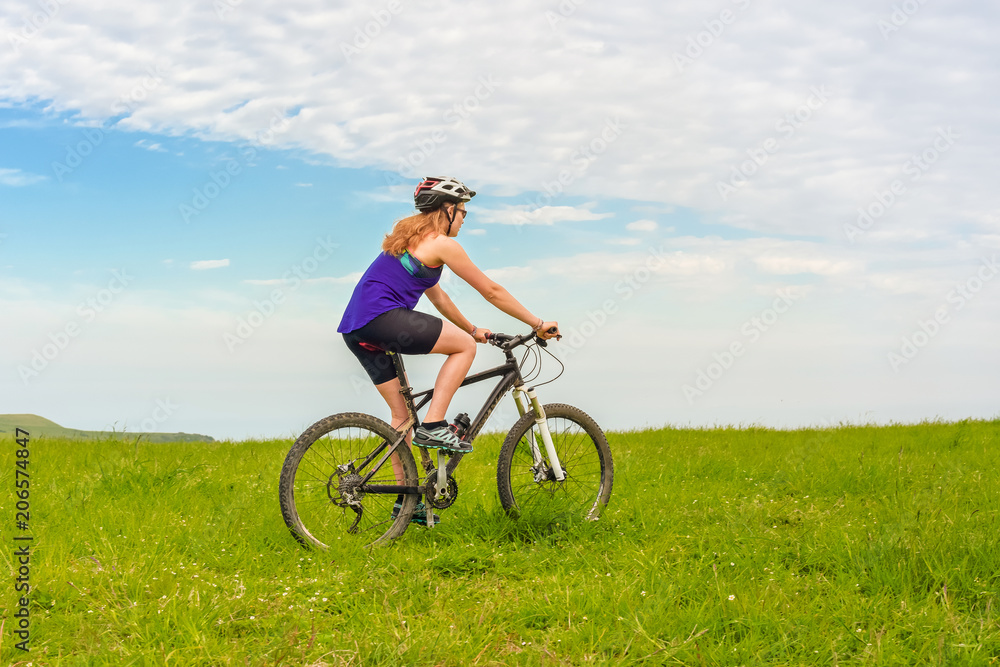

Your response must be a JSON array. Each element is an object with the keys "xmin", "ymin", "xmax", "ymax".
[
  {"xmin": 496, "ymin": 403, "xmax": 613, "ymax": 523},
  {"xmin": 279, "ymin": 412, "xmax": 419, "ymax": 548}
]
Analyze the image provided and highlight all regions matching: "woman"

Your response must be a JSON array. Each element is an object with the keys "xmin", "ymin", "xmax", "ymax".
[{"xmin": 338, "ymin": 176, "xmax": 560, "ymax": 457}]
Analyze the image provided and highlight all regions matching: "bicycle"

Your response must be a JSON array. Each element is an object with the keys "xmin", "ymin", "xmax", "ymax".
[{"xmin": 278, "ymin": 330, "xmax": 614, "ymax": 548}]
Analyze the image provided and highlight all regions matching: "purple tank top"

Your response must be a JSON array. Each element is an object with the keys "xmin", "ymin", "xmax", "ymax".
[{"xmin": 337, "ymin": 252, "xmax": 443, "ymax": 333}]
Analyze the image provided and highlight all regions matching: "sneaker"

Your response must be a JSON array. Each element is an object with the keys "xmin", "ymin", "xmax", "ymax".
[
  {"xmin": 413, "ymin": 425, "xmax": 474, "ymax": 453},
  {"xmin": 392, "ymin": 501, "xmax": 440, "ymax": 526}
]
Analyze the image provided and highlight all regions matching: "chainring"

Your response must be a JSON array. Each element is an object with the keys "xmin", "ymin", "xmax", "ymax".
[{"xmin": 424, "ymin": 470, "xmax": 459, "ymax": 510}]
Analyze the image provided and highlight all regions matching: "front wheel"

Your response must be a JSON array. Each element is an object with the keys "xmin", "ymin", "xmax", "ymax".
[
  {"xmin": 279, "ymin": 412, "xmax": 419, "ymax": 549},
  {"xmin": 497, "ymin": 403, "xmax": 613, "ymax": 523}
]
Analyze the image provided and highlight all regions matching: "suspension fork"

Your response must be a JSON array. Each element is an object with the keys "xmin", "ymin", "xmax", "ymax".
[{"xmin": 512, "ymin": 384, "xmax": 565, "ymax": 481}]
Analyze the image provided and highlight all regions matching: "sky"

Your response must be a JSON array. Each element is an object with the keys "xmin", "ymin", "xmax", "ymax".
[{"xmin": 1, "ymin": 0, "xmax": 998, "ymax": 440}]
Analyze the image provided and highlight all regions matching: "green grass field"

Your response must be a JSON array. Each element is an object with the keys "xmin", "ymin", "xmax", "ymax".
[{"xmin": 2, "ymin": 419, "xmax": 998, "ymax": 665}]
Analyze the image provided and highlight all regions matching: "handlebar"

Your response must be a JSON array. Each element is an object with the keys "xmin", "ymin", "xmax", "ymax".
[{"xmin": 486, "ymin": 327, "xmax": 560, "ymax": 351}]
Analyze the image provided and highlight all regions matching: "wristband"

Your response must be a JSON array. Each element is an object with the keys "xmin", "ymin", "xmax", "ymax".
[
  {"xmin": 532, "ymin": 318, "xmax": 544, "ymax": 332},
  {"xmin": 470, "ymin": 325, "xmax": 478, "ymax": 338}
]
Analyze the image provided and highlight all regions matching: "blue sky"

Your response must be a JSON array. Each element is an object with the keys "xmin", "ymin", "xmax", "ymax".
[{"xmin": 2, "ymin": 1, "xmax": 998, "ymax": 439}]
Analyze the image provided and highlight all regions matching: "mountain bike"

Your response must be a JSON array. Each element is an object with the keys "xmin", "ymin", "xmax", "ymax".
[{"xmin": 278, "ymin": 330, "xmax": 614, "ymax": 548}]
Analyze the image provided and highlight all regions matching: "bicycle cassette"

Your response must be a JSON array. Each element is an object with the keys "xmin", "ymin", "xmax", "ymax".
[{"xmin": 424, "ymin": 471, "xmax": 458, "ymax": 510}]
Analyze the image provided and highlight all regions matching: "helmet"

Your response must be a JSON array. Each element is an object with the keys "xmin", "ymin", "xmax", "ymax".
[{"xmin": 414, "ymin": 176, "xmax": 476, "ymax": 211}]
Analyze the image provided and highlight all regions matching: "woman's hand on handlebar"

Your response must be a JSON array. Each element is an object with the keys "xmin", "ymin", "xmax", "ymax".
[
  {"xmin": 473, "ymin": 327, "xmax": 493, "ymax": 344},
  {"xmin": 537, "ymin": 321, "xmax": 560, "ymax": 340}
]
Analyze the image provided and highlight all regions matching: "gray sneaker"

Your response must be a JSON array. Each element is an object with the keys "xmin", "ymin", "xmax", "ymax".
[{"xmin": 413, "ymin": 425, "xmax": 473, "ymax": 453}]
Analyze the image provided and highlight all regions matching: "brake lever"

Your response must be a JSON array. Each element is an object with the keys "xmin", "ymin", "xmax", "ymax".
[{"xmin": 533, "ymin": 326, "xmax": 561, "ymax": 347}]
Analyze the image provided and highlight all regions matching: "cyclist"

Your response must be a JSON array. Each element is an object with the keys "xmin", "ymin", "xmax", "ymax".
[{"xmin": 338, "ymin": 176, "xmax": 560, "ymax": 457}]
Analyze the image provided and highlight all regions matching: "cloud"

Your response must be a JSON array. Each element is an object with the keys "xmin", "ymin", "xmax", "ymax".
[
  {"xmin": 1, "ymin": 0, "xmax": 995, "ymax": 243},
  {"xmin": 626, "ymin": 219, "xmax": 658, "ymax": 232},
  {"xmin": 753, "ymin": 255, "xmax": 861, "ymax": 276},
  {"xmin": 0, "ymin": 168, "xmax": 46, "ymax": 187},
  {"xmin": 243, "ymin": 273, "xmax": 362, "ymax": 286},
  {"xmin": 134, "ymin": 139, "xmax": 167, "ymax": 152},
  {"xmin": 477, "ymin": 204, "xmax": 613, "ymax": 226},
  {"xmin": 191, "ymin": 259, "xmax": 230, "ymax": 270}
]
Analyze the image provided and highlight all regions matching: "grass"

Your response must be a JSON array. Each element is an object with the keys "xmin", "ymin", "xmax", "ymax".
[{"xmin": 1, "ymin": 419, "xmax": 999, "ymax": 665}]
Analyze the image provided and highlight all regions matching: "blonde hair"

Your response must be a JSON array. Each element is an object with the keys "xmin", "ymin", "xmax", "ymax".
[{"xmin": 382, "ymin": 208, "xmax": 449, "ymax": 256}]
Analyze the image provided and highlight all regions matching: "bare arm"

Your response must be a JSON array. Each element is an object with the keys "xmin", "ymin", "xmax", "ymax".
[
  {"xmin": 425, "ymin": 236, "xmax": 540, "ymax": 326},
  {"xmin": 425, "ymin": 284, "xmax": 494, "ymax": 343},
  {"xmin": 424, "ymin": 284, "xmax": 473, "ymax": 333}
]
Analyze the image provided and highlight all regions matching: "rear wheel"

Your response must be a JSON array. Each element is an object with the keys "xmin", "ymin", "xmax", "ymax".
[
  {"xmin": 497, "ymin": 404, "xmax": 613, "ymax": 523},
  {"xmin": 279, "ymin": 412, "xmax": 419, "ymax": 548}
]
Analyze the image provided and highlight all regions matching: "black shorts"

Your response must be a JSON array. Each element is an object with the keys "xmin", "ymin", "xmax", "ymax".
[{"xmin": 342, "ymin": 308, "xmax": 444, "ymax": 385}]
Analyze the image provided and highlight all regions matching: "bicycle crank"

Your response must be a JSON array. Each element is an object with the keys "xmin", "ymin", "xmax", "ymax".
[{"xmin": 423, "ymin": 470, "xmax": 459, "ymax": 510}]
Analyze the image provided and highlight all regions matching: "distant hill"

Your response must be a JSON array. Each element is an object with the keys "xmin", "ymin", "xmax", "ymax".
[{"xmin": 0, "ymin": 414, "xmax": 215, "ymax": 443}]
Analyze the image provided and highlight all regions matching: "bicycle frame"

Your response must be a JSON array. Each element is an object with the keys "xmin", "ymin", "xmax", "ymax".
[{"xmin": 357, "ymin": 338, "xmax": 565, "ymax": 498}]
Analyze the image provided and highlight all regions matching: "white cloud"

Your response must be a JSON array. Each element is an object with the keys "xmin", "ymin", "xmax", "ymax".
[
  {"xmin": 478, "ymin": 204, "xmax": 612, "ymax": 226},
  {"xmin": 304, "ymin": 274, "xmax": 363, "ymax": 285},
  {"xmin": 0, "ymin": 168, "xmax": 45, "ymax": 187},
  {"xmin": 626, "ymin": 219, "xmax": 658, "ymax": 232},
  {"xmin": 1, "ymin": 1, "xmax": 995, "ymax": 242},
  {"xmin": 244, "ymin": 273, "xmax": 362, "ymax": 286},
  {"xmin": 753, "ymin": 255, "xmax": 861, "ymax": 276},
  {"xmin": 134, "ymin": 139, "xmax": 166, "ymax": 152},
  {"xmin": 191, "ymin": 259, "xmax": 230, "ymax": 270}
]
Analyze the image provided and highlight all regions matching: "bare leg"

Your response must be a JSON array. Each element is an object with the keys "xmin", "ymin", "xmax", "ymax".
[
  {"xmin": 375, "ymin": 377, "xmax": 412, "ymax": 481},
  {"xmin": 425, "ymin": 321, "xmax": 476, "ymax": 423}
]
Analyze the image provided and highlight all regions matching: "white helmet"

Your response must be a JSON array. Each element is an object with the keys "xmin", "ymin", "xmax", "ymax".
[{"xmin": 414, "ymin": 176, "xmax": 476, "ymax": 211}]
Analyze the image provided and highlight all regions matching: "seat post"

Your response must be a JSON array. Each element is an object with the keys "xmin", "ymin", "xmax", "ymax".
[
  {"xmin": 389, "ymin": 351, "xmax": 410, "ymax": 392},
  {"xmin": 389, "ymin": 352, "xmax": 419, "ymax": 425}
]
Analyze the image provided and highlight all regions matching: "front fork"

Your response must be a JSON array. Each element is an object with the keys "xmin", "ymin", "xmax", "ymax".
[{"xmin": 512, "ymin": 385, "xmax": 566, "ymax": 482}]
